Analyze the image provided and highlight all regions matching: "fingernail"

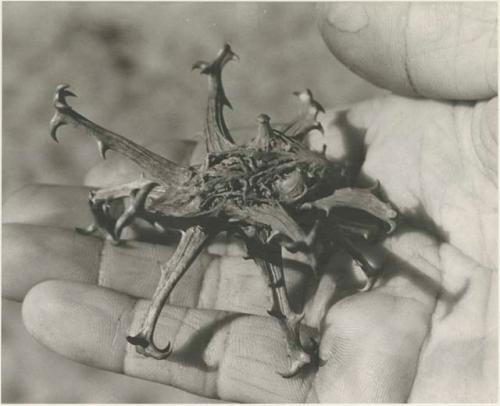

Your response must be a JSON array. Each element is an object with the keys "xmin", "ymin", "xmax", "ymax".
[{"xmin": 326, "ymin": 3, "xmax": 369, "ymax": 33}]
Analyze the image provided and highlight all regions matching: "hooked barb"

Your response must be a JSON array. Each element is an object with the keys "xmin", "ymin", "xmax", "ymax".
[
  {"xmin": 282, "ymin": 89, "xmax": 326, "ymax": 140},
  {"xmin": 114, "ymin": 182, "xmax": 159, "ymax": 240},
  {"xmin": 292, "ymin": 89, "xmax": 325, "ymax": 117},
  {"xmin": 192, "ymin": 43, "xmax": 239, "ymax": 75},
  {"xmin": 127, "ymin": 333, "xmax": 172, "ymax": 360},
  {"xmin": 48, "ymin": 84, "xmax": 194, "ymax": 186},
  {"xmin": 53, "ymin": 83, "xmax": 77, "ymax": 108},
  {"xmin": 50, "ymin": 84, "xmax": 77, "ymax": 142},
  {"xmin": 193, "ymin": 44, "xmax": 238, "ymax": 154}
]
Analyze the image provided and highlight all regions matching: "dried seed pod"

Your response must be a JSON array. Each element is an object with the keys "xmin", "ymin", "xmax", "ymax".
[{"xmin": 49, "ymin": 44, "xmax": 398, "ymax": 378}]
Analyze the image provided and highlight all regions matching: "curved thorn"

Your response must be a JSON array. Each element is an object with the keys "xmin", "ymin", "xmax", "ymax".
[
  {"xmin": 149, "ymin": 337, "xmax": 172, "ymax": 358},
  {"xmin": 192, "ymin": 60, "xmax": 210, "ymax": 73},
  {"xmin": 357, "ymin": 274, "xmax": 377, "ymax": 293},
  {"xmin": 277, "ymin": 363, "xmax": 303, "ymax": 378},
  {"xmin": 114, "ymin": 211, "xmax": 133, "ymax": 241},
  {"xmin": 196, "ymin": 44, "xmax": 237, "ymax": 153},
  {"xmin": 50, "ymin": 85, "xmax": 193, "ymax": 185},
  {"xmin": 114, "ymin": 182, "xmax": 158, "ymax": 239},
  {"xmin": 75, "ymin": 224, "xmax": 98, "ymax": 235},
  {"xmin": 316, "ymin": 121, "xmax": 324, "ymax": 134},
  {"xmin": 315, "ymin": 100, "xmax": 326, "ymax": 115},
  {"xmin": 230, "ymin": 50, "xmax": 240, "ymax": 62},
  {"xmin": 153, "ymin": 222, "xmax": 166, "ymax": 233},
  {"xmin": 49, "ymin": 115, "xmax": 66, "ymax": 142},
  {"xmin": 128, "ymin": 334, "xmax": 172, "ymax": 359},
  {"xmin": 307, "ymin": 252, "xmax": 318, "ymax": 277},
  {"xmin": 97, "ymin": 140, "xmax": 109, "ymax": 159},
  {"xmin": 53, "ymin": 84, "xmax": 77, "ymax": 109},
  {"xmin": 135, "ymin": 182, "xmax": 159, "ymax": 206},
  {"xmin": 50, "ymin": 84, "xmax": 75, "ymax": 143},
  {"xmin": 305, "ymin": 220, "xmax": 320, "ymax": 246},
  {"xmin": 276, "ymin": 351, "xmax": 311, "ymax": 378},
  {"xmin": 127, "ymin": 334, "xmax": 149, "ymax": 348},
  {"xmin": 265, "ymin": 230, "xmax": 280, "ymax": 245},
  {"xmin": 267, "ymin": 308, "xmax": 284, "ymax": 319}
]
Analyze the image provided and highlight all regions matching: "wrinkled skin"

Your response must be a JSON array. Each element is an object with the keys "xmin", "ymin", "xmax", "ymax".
[{"xmin": 5, "ymin": 2, "xmax": 496, "ymax": 403}]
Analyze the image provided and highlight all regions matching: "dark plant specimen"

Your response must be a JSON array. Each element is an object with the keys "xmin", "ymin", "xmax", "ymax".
[{"xmin": 50, "ymin": 44, "xmax": 397, "ymax": 377}]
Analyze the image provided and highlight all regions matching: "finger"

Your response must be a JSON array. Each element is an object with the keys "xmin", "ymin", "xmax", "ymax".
[
  {"xmin": 1, "ymin": 224, "xmax": 232, "ymax": 312},
  {"xmin": 2, "ymin": 223, "xmax": 169, "ymax": 301},
  {"xmin": 84, "ymin": 139, "xmax": 198, "ymax": 188},
  {"xmin": 3, "ymin": 298, "xmax": 213, "ymax": 403},
  {"xmin": 3, "ymin": 185, "xmax": 308, "ymax": 316},
  {"xmin": 3, "ymin": 184, "xmax": 94, "ymax": 228},
  {"xmin": 317, "ymin": 2, "xmax": 497, "ymax": 100},
  {"xmin": 4, "ymin": 222, "xmax": 309, "ymax": 319},
  {"xmin": 23, "ymin": 280, "xmax": 313, "ymax": 402},
  {"xmin": 2, "ymin": 223, "xmax": 211, "ymax": 307},
  {"xmin": 2, "ymin": 183, "xmax": 168, "ymax": 243},
  {"xmin": 3, "ymin": 184, "xmax": 268, "ymax": 260},
  {"xmin": 309, "ymin": 229, "xmax": 441, "ymax": 402}
]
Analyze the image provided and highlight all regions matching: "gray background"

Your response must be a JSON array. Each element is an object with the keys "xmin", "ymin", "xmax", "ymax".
[{"xmin": 2, "ymin": 2, "xmax": 384, "ymax": 402}]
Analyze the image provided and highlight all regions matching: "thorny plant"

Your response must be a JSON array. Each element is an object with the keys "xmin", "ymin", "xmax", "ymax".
[{"xmin": 50, "ymin": 44, "xmax": 398, "ymax": 377}]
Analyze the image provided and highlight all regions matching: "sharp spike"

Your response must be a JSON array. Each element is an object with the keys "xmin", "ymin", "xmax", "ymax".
[
  {"xmin": 97, "ymin": 140, "xmax": 109, "ymax": 159},
  {"xmin": 195, "ymin": 45, "xmax": 237, "ymax": 153},
  {"xmin": 223, "ymin": 95, "xmax": 233, "ymax": 110},
  {"xmin": 153, "ymin": 222, "xmax": 165, "ymax": 233},
  {"xmin": 358, "ymin": 276, "xmax": 377, "ymax": 292},
  {"xmin": 114, "ymin": 182, "xmax": 158, "ymax": 239},
  {"xmin": 53, "ymin": 84, "xmax": 77, "ymax": 109},
  {"xmin": 315, "ymin": 100, "xmax": 326, "ymax": 115},
  {"xmin": 305, "ymin": 220, "xmax": 320, "ymax": 246},
  {"xmin": 316, "ymin": 121, "xmax": 324, "ymax": 135},
  {"xmin": 49, "ymin": 117, "xmax": 64, "ymax": 142},
  {"xmin": 267, "ymin": 309, "xmax": 284, "ymax": 319},
  {"xmin": 265, "ymin": 230, "xmax": 281, "ymax": 245},
  {"xmin": 50, "ymin": 85, "xmax": 194, "ymax": 186}
]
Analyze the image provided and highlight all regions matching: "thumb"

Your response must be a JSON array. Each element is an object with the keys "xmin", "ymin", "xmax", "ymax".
[{"xmin": 317, "ymin": 2, "xmax": 497, "ymax": 100}]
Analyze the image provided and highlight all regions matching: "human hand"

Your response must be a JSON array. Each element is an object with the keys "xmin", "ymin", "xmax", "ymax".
[
  {"xmin": 5, "ymin": 2, "xmax": 497, "ymax": 403},
  {"xmin": 311, "ymin": 3, "xmax": 497, "ymax": 402}
]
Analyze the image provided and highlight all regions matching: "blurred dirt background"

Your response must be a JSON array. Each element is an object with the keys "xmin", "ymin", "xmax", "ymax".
[{"xmin": 2, "ymin": 2, "xmax": 385, "ymax": 403}]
